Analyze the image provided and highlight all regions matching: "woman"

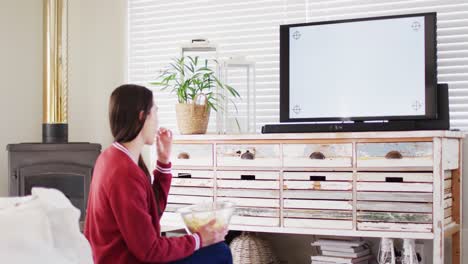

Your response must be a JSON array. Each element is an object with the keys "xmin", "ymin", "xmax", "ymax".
[{"xmin": 85, "ymin": 84, "xmax": 232, "ymax": 264}]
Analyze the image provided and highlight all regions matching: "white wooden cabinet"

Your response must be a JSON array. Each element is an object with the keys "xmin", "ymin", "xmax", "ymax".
[{"xmin": 161, "ymin": 131, "xmax": 463, "ymax": 264}]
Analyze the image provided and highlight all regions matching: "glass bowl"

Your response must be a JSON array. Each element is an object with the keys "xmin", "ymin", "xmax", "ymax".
[{"xmin": 177, "ymin": 201, "xmax": 235, "ymax": 234}]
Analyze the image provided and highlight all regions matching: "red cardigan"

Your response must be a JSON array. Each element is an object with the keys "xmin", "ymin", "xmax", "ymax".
[{"xmin": 85, "ymin": 144, "xmax": 200, "ymax": 264}]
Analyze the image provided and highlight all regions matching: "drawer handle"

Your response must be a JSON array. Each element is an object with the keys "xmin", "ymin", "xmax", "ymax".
[
  {"xmin": 241, "ymin": 175, "xmax": 256, "ymax": 180},
  {"xmin": 309, "ymin": 151, "xmax": 326, "ymax": 160},
  {"xmin": 309, "ymin": 176, "xmax": 327, "ymax": 181},
  {"xmin": 177, "ymin": 152, "xmax": 190, "ymax": 159},
  {"xmin": 385, "ymin": 177, "xmax": 403, "ymax": 183},
  {"xmin": 241, "ymin": 150, "xmax": 255, "ymax": 160},
  {"xmin": 385, "ymin": 151, "xmax": 403, "ymax": 159},
  {"xmin": 177, "ymin": 173, "xmax": 192, "ymax": 178}
]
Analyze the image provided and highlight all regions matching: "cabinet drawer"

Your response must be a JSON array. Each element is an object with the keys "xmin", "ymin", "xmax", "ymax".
[
  {"xmin": 228, "ymin": 206, "xmax": 280, "ymax": 227},
  {"xmin": 284, "ymin": 200, "xmax": 352, "ymax": 210},
  {"xmin": 216, "ymin": 144, "xmax": 280, "ymax": 168},
  {"xmin": 217, "ymin": 171, "xmax": 280, "ymax": 189},
  {"xmin": 356, "ymin": 172, "xmax": 433, "ymax": 192},
  {"xmin": 357, "ymin": 183, "xmax": 432, "ymax": 192},
  {"xmin": 173, "ymin": 170, "xmax": 214, "ymax": 179},
  {"xmin": 284, "ymin": 219, "xmax": 353, "ymax": 230},
  {"xmin": 168, "ymin": 195, "xmax": 213, "ymax": 204},
  {"xmin": 357, "ymin": 185, "xmax": 433, "ymax": 233},
  {"xmin": 217, "ymin": 170, "xmax": 280, "ymax": 227},
  {"xmin": 283, "ymin": 143, "xmax": 352, "ymax": 168},
  {"xmin": 357, "ymin": 172, "xmax": 433, "ymax": 183},
  {"xmin": 170, "ymin": 170, "xmax": 214, "ymax": 197},
  {"xmin": 357, "ymin": 222, "xmax": 432, "ymax": 233},
  {"xmin": 172, "ymin": 144, "xmax": 213, "ymax": 167},
  {"xmin": 283, "ymin": 171, "xmax": 352, "ymax": 230},
  {"xmin": 231, "ymin": 216, "xmax": 280, "ymax": 227},
  {"xmin": 283, "ymin": 181, "xmax": 352, "ymax": 191},
  {"xmin": 284, "ymin": 172, "xmax": 352, "ymax": 181},
  {"xmin": 357, "ymin": 142, "xmax": 433, "ymax": 168}
]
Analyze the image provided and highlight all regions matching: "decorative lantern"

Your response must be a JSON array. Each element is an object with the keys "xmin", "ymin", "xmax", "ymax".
[{"xmin": 219, "ymin": 56, "xmax": 256, "ymax": 134}]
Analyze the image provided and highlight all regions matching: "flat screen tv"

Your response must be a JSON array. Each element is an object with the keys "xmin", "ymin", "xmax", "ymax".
[{"xmin": 280, "ymin": 13, "xmax": 437, "ymax": 123}]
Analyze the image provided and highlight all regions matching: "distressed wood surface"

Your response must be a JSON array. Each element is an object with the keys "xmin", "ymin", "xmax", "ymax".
[
  {"xmin": 357, "ymin": 212, "xmax": 432, "ymax": 223},
  {"xmin": 445, "ymin": 217, "xmax": 453, "ymax": 226},
  {"xmin": 357, "ymin": 222, "xmax": 432, "ymax": 232},
  {"xmin": 445, "ymin": 179, "xmax": 452, "ymax": 189},
  {"xmin": 173, "ymin": 131, "xmax": 463, "ymax": 141},
  {"xmin": 283, "ymin": 172, "xmax": 352, "ymax": 181},
  {"xmin": 444, "ymin": 191, "xmax": 453, "ymax": 200},
  {"xmin": 216, "ymin": 144, "xmax": 280, "ymax": 167},
  {"xmin": 443, "ymin": 139, "xmax": 460, "ymax": 170},
  {"xmin": 172, "ymin": 144, "xmax": 213, "ymax": 167},
  {"xmin": 452, "ymin": 169, "xmax": 461, "ymax": 222},
  {"xmin": 217, "ymin": 197, "xmax": 279, "ymax": 208},
  {"xmin": 444, "ymin": 198, "xmax": 453, "ymax": 209},
  {"xmin": 171, "ymin": 178, "xmax": 214, "ymax": 188},
  {"xmin": 167, "ymin": 133, "xmax": 463, "ymax": 263},
  {"xmin": 283, "ymin": 143, "xmax": 352, "ymax": 168},
  {"xmin": 234, "ymin": 207, "xmax": 280, "ymax": 217},
  {"xmin": 284, "ymin": 200, "xmax": 352, "ymax": 210},
  {"xmin": 357, "ymin": 201, "xmax": 432, "ymax": 213},
  {"xmin": 216, "ymin": 170, "xmax": 279, "ymax": 180},
  {"xmin": 284, "ymin": 181, "xmax": 352, "ymax": 190},
  {"xmin": 357, "ymin": 142, "xmax": 433, "ymax": 158},
  {"xmin": 168, "ymin": 195, "xmax": 213, "ymax": 204},
  {"xmin": 432, "ymin": 138, "xmax": 444, "ymax": 263},
  {"xmin": 172, "ymin": 170, "xmax": 214, "ymax": 179},
  {"xmin": 283, "ymin": 209, "xmax": 352, "ymax": 220},
  {"xmin": 217, "ymin": 189, "xmax": 279, "ymax": 199},
  {"xmin": 356, "ymin": 182, "xmax": 433, "ymax": 192},
  {"xmin": 357, "ymin": 158, "xmax": 433, "ymax": 168},
  {"xmin": 160, "ymin": 212, "xmax": 184, "ymax": 227},
  {"xmin": 357, "ymin": 172, "xmax": 433, "ymax": 182},
  {"xmin": 284, "ymin": 190, "xmax": 352, "ymax": 200},
  {"xmin": 169, "ymin": 187, "xmax": 213, "ymax": 197},
  {"xmin": 284, "ymin": 218, "xmax": 353, "ymax": 230},
  {"xmin": 452, "ymin": 167, "xmax": 462, "ymax": 264},
  {"xmin": 230, "ymin": 216, "xmax": 279, "ymax": 226},
  {"xmin": 445, "ymin": 170, "xmax": 452, "ymax": 179},
  {"xmin": 444, "ymin": 207, "xmax": 453, "ymax": 218},
  {"xmin": 217, "ymin": 180, "xmax": 279, "ymax": 189},
  {"xmin": 357, "ymin": 192, "xmax": 433, "ymax": 202},
  {"xmin": 165, "ymin": 203, "xmax": 187, "ymax": 212},
  {"xmin": 357, "ymin": 142, "xmax": 433, "ymax": 168}
]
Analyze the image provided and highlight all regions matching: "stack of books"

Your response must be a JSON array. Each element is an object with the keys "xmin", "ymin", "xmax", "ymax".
[{"xmin": 311, "ymin": 238, "xmax": 372, "ymax": 264}]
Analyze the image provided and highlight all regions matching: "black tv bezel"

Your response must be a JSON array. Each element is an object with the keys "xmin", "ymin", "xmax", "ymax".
[{"xmin": 280, "ymin": 12, "xmax": 438, "ymax": 123}]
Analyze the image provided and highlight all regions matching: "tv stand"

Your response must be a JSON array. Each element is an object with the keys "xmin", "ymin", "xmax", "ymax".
[{"xmin": 161, "ymin": 131, "xmax": 464, "ymax": 264}]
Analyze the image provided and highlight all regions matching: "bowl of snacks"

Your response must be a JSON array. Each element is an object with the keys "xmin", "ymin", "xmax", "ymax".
[{"xmin": 177, "ymin": 201, "xmax": 235, "ymax": 234}]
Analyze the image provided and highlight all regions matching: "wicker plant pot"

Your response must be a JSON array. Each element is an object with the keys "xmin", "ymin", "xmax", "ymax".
[
  {"xmin": 230, "ymin": 232, "xmax": 280, "ymax": 264},
  {"xmin": 175, "ymin": 94, "xmax": 210, "ymax": 134}
]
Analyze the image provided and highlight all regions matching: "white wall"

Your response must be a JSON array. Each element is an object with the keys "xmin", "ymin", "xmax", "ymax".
[
  {"xmin": 0, "ymin": 0, "xmax": 126, "ymax": 196},
  {"xmin": 0, "ymin": 0, "xmax": 43, "ymax": 196}
]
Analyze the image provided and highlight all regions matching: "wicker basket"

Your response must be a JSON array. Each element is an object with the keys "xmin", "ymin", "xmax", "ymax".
[
  {"xmin": 175, "ymin": 94, "xmax": 210, "ymax": 134},
  {"xmin": 230, "ymin": 232, "xmax": 280, "ymax": 264}
]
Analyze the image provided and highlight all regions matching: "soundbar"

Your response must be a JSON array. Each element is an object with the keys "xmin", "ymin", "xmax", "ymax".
[{"xmin": 262, "ymin": 84, "xmax": 450, "ymax": 134}]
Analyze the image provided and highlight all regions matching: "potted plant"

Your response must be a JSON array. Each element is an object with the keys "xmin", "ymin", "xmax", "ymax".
[{"xmin": 151, "ymin": 56, "xmax": 240, "ymax": 134}]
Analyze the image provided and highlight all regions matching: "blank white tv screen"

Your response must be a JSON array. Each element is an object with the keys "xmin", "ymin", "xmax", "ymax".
[{"xmin": 288, "ymin": 15, "xmax": 429, "ymax": 120}]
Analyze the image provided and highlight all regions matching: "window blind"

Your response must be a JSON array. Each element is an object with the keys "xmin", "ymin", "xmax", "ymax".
[{"xmin": 128, "ymin": 0, "xmax": 468, "ymax": 130}]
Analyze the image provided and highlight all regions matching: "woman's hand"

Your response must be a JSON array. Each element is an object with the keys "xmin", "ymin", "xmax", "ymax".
[
  {"xmin": 156, "ymin": 127, "xmax": 172, "ymax": 164},
  {"xmin": 197, "ymin": 220, "xmax": 228, "ymax": 248}
]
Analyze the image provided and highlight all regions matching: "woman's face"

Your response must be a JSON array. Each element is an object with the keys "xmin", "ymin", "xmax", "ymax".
[{"xmin": 141, "ymin": 103, "xmax": 159, "ymax": 145}]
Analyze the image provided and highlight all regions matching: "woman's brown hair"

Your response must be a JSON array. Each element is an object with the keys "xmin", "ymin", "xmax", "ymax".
[{"xmin": 109, "ymin": 84, "xmax": 153, "ymax": 178}]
